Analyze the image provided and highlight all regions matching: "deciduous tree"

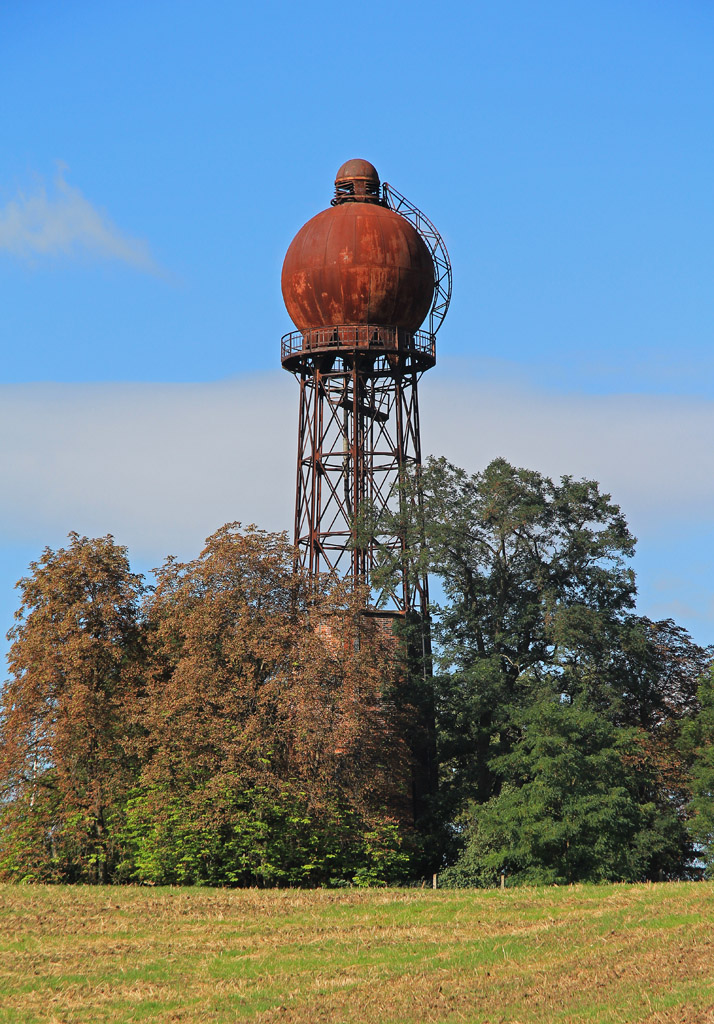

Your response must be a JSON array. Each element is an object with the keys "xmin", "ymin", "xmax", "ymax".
[
  {"xmin": 377, "ymin": 457, "xmax": 710, "ymax": 880},
  {"xmin": 0, "ymin": 534, "xmax": 144, "ymax": 882},
  {"xmin": 123, "ymin": 524, "xmax": 412, "ymax": 886}
]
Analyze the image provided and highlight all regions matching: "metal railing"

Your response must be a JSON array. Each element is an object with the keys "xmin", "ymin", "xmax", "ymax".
[{"xmin": 281, "ymin": 325, "xmax": 435, "ymax": 363}]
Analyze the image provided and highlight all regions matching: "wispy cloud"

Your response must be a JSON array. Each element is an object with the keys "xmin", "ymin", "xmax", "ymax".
[
  {"xmin": 0, "ymin": 165, "xmax": 159, "ymax": 272},
  {"xmin": 0, "ymin": 372, "xmax": 712, "ymax": 637},
  {"xmin": 1, "ymin": 372, "xmax": 712, "ymax": 545},
  {"xmin": 420, "ymin": 374, "xmax": 714, "ymax": 532},
  {"xmin": 0, "ymin": 376, "xmax": 296, "ymax": 557}
]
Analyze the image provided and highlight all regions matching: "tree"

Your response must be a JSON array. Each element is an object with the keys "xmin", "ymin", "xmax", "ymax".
[
  {"xmin": 440, "ymin": 694, "xmax": 690, "ymax": 887},
  {"xmin": 683, "ymin": 668, "xmax": 714, "ymax": 874},
  {"xmin": 3, "ymin": 459, "xmax": 707, "ymax": 889},
  {"xmin": 123, "ymin": 524, "xmax": 413, "ymax": 886},
  {"xmin": 0, "ymin": 534, "xmax": 144, "ymax": 882},
  {"xmin": 406, "ymin": 456, "xmax": 638, "ymax": 814},
  {"xmin": 376, "ymin": 457, "xmax": 709, "ymax": 879}
]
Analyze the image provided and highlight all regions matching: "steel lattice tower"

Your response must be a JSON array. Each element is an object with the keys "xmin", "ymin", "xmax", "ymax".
[{"xmin": 280, "ymin": 160, "xmax": 451, "ymax": 616}]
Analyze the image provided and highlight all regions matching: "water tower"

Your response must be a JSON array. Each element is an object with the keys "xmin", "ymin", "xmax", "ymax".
[{"xmin": 280, "ymin": 159, "xmax": 451, "ymax": 616}]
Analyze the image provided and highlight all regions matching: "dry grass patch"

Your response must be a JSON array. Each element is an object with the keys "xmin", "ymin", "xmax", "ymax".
[{"xmin": 1, "ymin": 883, "xmax": 712, "ymax": 1023}]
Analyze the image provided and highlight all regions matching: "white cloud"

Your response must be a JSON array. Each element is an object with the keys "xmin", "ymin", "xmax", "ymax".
[
  {"xmin": 1, "ymin": 372, "xmax": 712, "ymax": 558},
  {"xmin": 1, "ymin": 371, "xmax": 713, "ymax": 642},
  {"xmin": 0, "ymin": 166, "xmax": 159, "ymax": 271},
  {"xmin": 420, "ymin": 375, "xmax": 714, "ymax": 533},
  {"xmin": 0, "ymin": 376, "xmax": 296, "ymax": 559}
]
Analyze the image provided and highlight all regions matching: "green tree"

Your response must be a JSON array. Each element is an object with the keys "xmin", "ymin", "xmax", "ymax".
[
  {"xmin": 440, "ymin": 695, "xmax": 689, "ymax": 887},
  {"xmin": 410, "ymin": 457, "xmax": 637, "ymax": 814},
  {"xmin": 377, "ymin": 457, "xmax": 708, "ymax": 879},
  {"xmin": 683, "ymin": 668, "xmax": 714, "ymax": 874},
  {"xmin": 0, "ymin": 534, "xmax": 144, "ymax": 882}
]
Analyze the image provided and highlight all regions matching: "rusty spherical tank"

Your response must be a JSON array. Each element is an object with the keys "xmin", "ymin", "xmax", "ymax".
[{"xmin": 281, "ymin": 162, "xmax": 435, "ymax": 334}]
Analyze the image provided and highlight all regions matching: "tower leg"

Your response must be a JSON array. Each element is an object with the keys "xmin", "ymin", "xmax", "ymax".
[{"xmin": 294, "ymin": 354, "xmax": 427, "ymax": 614}]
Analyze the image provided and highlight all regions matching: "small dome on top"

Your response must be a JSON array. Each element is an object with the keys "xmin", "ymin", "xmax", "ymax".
[
  {"xmin": 333, "ymin": 159, "xmax": 381, "ymax": 205},
  {"xmin": 335, "ymin": 158, "xmax": 380, "ymax": 184}
]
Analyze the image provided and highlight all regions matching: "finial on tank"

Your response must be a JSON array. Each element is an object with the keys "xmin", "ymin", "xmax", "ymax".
[{"xmin": 332, "ymin": 158, "xmax": 382, "ymax": 205}]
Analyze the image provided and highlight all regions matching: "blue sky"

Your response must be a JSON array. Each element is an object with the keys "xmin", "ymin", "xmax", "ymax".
[{"xmin": 2, "ymin": 0, "xmax": 714, "ymax": 650}]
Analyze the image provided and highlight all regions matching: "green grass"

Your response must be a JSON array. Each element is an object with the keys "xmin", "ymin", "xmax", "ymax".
[{"xmin": 1, "ymin": 882, "xmax": 713, "ymax": 1023}]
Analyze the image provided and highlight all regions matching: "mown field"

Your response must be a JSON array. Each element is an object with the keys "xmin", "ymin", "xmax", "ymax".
[{"xmin": 1, "ymin": 882, "xmax": 713, "ymax": 1024}]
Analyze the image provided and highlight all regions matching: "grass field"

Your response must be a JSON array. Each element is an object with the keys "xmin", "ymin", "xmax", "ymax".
[{"xmin": 1, "ymin": 882, "xmax": 713, "ymax": 1024}]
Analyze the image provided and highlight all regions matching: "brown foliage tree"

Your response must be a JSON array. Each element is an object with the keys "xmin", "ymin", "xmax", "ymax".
[
  {"xmin": 0, "ymin": 534, "xmax": 144, "ymax": 882},
  {"xmin": 126, "ymin": 524, "xmax": 412, "ymax": 885}
]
